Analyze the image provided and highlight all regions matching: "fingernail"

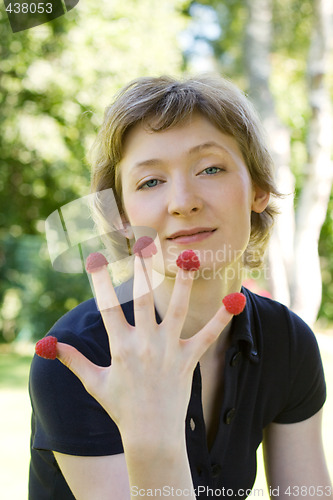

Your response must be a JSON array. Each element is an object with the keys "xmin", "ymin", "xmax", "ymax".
[
  {"xmin": 133, "ymin": 236, "xmax": 157, "ymax": 258},
  {"xmin": 85, "ymin": 252, "xmax": 109, "ymax": 273}
]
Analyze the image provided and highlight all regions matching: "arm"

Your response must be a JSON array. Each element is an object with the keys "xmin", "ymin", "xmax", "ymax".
[
  {"xmin": 53, "ymin": 452, "xmax": 130, "ymax": 500},
  {"xmin": 263, "ymin": 408, "xmax": 333, "ymax": 499},
  {"xmin": 53, "ymin": 253, "xmax": 234, "ymax": 499},
  {"xmin": 53, "ymin": 438, "xmax": 195, "ymax": 500}
]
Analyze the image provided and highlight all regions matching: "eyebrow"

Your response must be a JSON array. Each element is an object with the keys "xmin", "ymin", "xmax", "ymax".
[{"xmin": 132, "ymin": 141, "xmax": 231, "ymax": 170}]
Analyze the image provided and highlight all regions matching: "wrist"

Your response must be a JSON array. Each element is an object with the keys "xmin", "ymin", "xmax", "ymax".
[
  {"xmin": 122, "ymin": 429, "xmax": 187, "ymax": 461},
  {"xmin": 119, "ymin": 416, "xmax": 186, "ymax": 451}
]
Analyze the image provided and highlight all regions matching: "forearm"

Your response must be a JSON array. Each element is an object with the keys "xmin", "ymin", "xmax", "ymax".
[{"xmin": 123, "ymin": 434, "xmax": 196, "ymax": 499}]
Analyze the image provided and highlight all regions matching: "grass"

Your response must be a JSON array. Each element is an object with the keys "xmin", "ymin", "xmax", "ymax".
[
  {"xmin": 0, "ymin": 350, "xmax": 35, "ymax": 390},
  {"xmin": 1, "ymin": 331, "xmax": 333, "ymax": 499},
  {"xmin": 0, "ymin": 343, "xmax": 34, "ymax": 499}
]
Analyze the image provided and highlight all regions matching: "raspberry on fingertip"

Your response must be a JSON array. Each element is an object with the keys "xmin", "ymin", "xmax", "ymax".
[
  {"xmin": 176, "ymin": 250, "xmax": 200, "ymax": 271},
  {"xmin": 85, "ymin": 252, "xmax": 109, "ymax": 273},
  {"xmin": 222, "ymin": 293, "xmax": 246, "ymax": 315},
  {"xmin": 35, "ymin": 336, "xmax": 58, "ymax": 360},
  {"xmin": 133, "ymin": 236, "xmax": 157, "ymax": 258}
]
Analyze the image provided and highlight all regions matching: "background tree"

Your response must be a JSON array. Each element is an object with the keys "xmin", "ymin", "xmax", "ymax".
[
  {"xmin": 1, "ymin": 0, "xmax": 333, "ymax": 343},
  {"xmin": 188, "ymin": 0, "xmax": 333, "ymax": 326},
  {"xmin": 291, "ymin": 0, "xmax": 333, "ymax": 324},
  {"xmin": 245, "ymin": 0, "xmax": 333, "ymax": 325},
  {"xmin": 244, "ymin": 0, "xmax": 294, "ymax": 309},
  {"xmin": 0, "ymin": 0, "xmax": 190, "ymax": 342}
]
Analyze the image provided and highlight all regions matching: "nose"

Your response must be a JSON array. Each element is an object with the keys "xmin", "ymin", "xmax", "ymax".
[{"xmin": 167, "ymin": 180, "xmax": 203, "ymax": 217}]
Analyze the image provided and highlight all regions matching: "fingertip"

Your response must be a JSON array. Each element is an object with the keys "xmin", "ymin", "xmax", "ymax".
[
  {"xmin": 222, "ymin": 292, "xmax": 246, "ymax": 316},
  {"xmin": 176, "ymin": 250, "xmax": 200, "ymax": 271},
  {"xmin": 55, "ymin": 341, "xmax": 75, "ymax": 365},
  {"xmin": 56, "ymin": 342, "xmax": 88, "ymax": 375},
  {"xmin": 177, "ymin": 266, "xmax": 195, "ymax": 282},
  {"xmin": 133, "ymin": 236, "xmax": 157, "ymax": 258},
  {"xmin": 35, "ymin": 336, "xmax": 57, "ymax": 360},
  {"xmin": 85, "ymin": 252, "xmax": 109, "ymax": 273}
]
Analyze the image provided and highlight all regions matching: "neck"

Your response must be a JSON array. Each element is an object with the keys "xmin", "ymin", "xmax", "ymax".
[{"xmin": 153, "ymin": 261, "xmax": 244, "ymax": 348}]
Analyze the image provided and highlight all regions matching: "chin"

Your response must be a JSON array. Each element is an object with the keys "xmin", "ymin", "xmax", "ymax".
[{"xmin": 163, "ymin": 262, "xmax": 181, "ymax": 278}]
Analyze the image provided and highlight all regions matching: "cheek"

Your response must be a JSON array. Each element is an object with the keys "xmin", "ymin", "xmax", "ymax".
[
  {"xmin": 236, "ymin": 174, "xmax": 254, "ymax": 210},
  {"xmin": 222, "ymin": 176, "xmax": 252, "ymax": 214},
  {"xmin": 222, "ymin": 178, "xmax": 253, "ymax": 243},
  {"xmin": 122, "ymin": 194, "xmax": 160, "ymax": 228}
]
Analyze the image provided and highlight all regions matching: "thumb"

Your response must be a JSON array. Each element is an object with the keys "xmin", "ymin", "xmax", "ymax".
[
  {"xmin": 189, "ymin": 292, "xmax": 247, "ymax": 361},
  {"xmin": 189, "ymin": 306, "xmax": 233, "ymax": 361},
  {"xmin": 57, "ymin": 342, "xmax": 106, "ymax": 396}
]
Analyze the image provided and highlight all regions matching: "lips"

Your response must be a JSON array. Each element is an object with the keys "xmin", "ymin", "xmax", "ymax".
[{"xmin": 167, "ymin": 228, "xmax": 216, "ymax": 240}]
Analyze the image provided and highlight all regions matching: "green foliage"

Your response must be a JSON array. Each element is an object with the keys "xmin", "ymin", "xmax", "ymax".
[
  {"xmin": 1, "ymin": 0, "xmax": 332, "ymax": 340},
  {"xmin": 0, "ymin": 346, "xmax": 33, "ymax": 389},
  {"xmin": 272, "ymin": 0, "xmax": 313, "ymax": 58},
  {"xmin": 185, "ymin": 0, "xmax": 247, "ymax": 79},
  {"xmin": 185, "ymin": 0, "xmax": 333, "ymax": 323},
  {"xmin": 319, "ymin": 193, "xmax": 333, "ymax": 323},
  {"xmin": 0, "ymin": 0, "xmax": 190, "ymax": 342},
  {"xmin": 1, "ymin": 234, "xmax": 92, "ymax": 342}
]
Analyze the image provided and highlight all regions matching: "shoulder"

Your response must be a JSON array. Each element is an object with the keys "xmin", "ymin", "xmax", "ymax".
[
  {"xmin": 243, "ymin": 287, "xmax": 316, "ymax": 348},
  {"xmin": 35, "ymin": 279, "xmax": 135, "ymax": 362},
  {"xmin": 242, "ymin": 288, "xmax": 326, "ymax": 423},
  {"xmin": 34, "ymin": 298, "xmax": 109, "ymax": 368},
  {"xmin": 29, "ymin": 297, "xmax": 106, "ymax": 409},
  {"xmin": 30, "ymin": 279, "xmax": 135, "ymax": 395},
  {"xmin": 29, "ymin": 282, "xmax": 134, "ymax": 455},
  {"xmin": 49, "ymin": 298, "xmax": 101, "ymax": 339}
]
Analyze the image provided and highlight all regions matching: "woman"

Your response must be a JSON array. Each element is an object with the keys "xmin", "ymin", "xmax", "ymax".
[{"xmin": 29, "ymin": 75, "xmax": 332, "ymax": 499}]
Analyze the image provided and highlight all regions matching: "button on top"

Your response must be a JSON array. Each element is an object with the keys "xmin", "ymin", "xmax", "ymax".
[
  {"xmin": 224, "ymin": 407, "xmax": 236, "ymax": 424},
  {"xmin": 190, "ymin": 418, "xmax": 196, "ymax": 431},
  {"xmin": 211, "ymin": 463, "xmax": 222, "ymax": 478},
  {"xmin": 230, "ymin": 351, "xmax": 242, "ymax": 367}
]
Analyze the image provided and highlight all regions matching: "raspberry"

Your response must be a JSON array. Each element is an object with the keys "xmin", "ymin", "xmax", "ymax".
[
  {"xmin": 85, "ymin": 252, "xmax": 108, "ymax": 273},
  {"xmin": 35, "ymin": 336, "xmax": 58, "ymax": 360},
  {"xmin": 176, "ymin": 250, "xmax": 200, "ymax": 271},
  {"xmin": 133, "ymin": 236, "xmax": 157, "ymax": 258},
  {"xmin": 222, "ymin": 293, "xmax": 246, "ymax": 315}
]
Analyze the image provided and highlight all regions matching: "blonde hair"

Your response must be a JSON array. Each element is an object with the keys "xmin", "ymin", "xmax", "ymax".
[{"xmin": 89, "ymin": 74, "xmax": 280, "ymax": 272}]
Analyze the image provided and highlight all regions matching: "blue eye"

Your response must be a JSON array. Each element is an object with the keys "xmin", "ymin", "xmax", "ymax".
[
  {"xmin": 203, "ymin": 166, "xmax": 223, "ymax": 175},
  {"xmin": 138, "ymin": 179, "xmax": 161, "ymax": 189}
]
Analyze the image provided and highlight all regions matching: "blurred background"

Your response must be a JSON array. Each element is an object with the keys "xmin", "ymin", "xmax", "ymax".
[{"xmin": 0, "ymin": 0, "xmax": 332, "ymax": 497}]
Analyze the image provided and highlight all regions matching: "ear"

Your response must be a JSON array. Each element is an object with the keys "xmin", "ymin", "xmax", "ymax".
[{"xmin": 251, "ymin": 185, "xmax": 270, "ymax": 213}]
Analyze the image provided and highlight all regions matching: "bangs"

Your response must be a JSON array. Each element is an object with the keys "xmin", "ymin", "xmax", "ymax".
[{"xmin": 145, "ymin": 87, "xmax": 201, "ymax": 131}]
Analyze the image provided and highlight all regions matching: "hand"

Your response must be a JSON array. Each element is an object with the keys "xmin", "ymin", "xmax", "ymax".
[{"xmin": 56, "ymin": 252, "xmax": 234, "ymax": 444}]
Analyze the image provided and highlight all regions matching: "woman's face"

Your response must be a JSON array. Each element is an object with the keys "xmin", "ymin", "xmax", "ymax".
[{"xmin": 119, "ymin": 113, "xmax": 268, "ymax": 278}]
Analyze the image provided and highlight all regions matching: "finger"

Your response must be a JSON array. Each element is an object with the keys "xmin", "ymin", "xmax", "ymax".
[
  {"xmin": 163, "ymin": 267, "xmax": 194, "ymax": 337},
  {"xmin": 57, "ymin": 342, "xmax": 106, "ymax": 398},
  {"xmin": 90, "ymin": 266, "xmax": 120, "ymax": 312},
  {"xmin": 133, "ymin": 254, "xmax": 156, "ymax": 329},
  {"xmin": 188, "ymin": 304, "xmax": 233, "ymax": 361},
  {"xmin": 90, "ymin": 266, "xmax": 128, "ymax": 351}
]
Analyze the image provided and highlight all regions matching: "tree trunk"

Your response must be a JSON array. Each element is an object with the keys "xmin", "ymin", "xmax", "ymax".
[
  {"xmin": 244, "ymin": 0, "xmax": 333, "ymax": 326},
  {"xmin": 244, "ymin": 0, "xmax": 295, "ymax": 307},
  {"xmin": 290, "ymin": 0, "xmax": 333, "ymax": 325}
]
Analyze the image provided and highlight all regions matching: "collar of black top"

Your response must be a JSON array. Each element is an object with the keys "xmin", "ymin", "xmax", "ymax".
[{"xmin": 114, "ymin": 280, "xmax": 260, "ymax": 364}]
